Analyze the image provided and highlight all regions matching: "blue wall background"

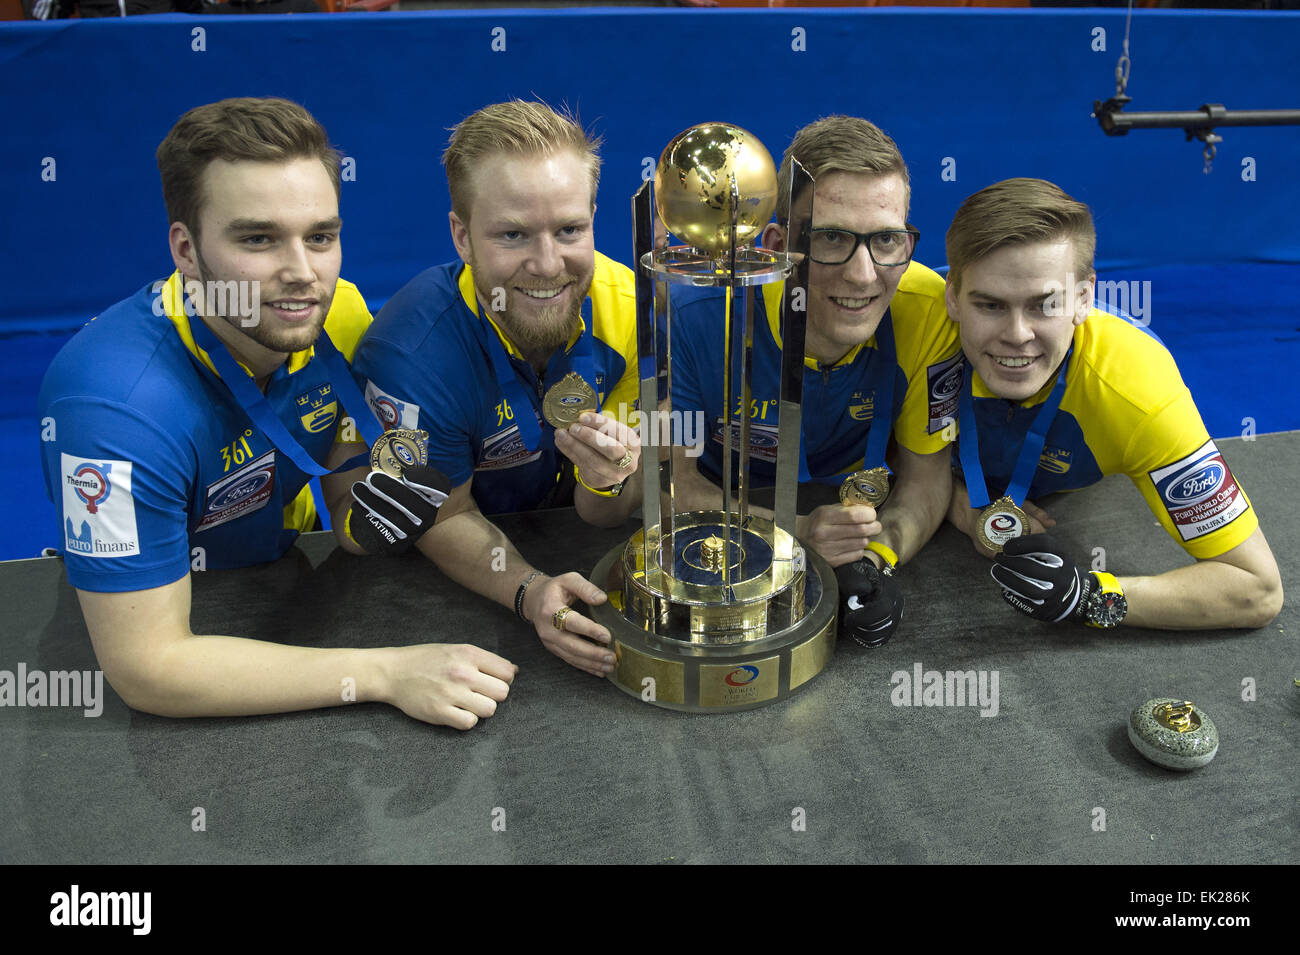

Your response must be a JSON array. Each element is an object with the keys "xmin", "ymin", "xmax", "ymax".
[
  {"xmin": 2, "ymin": 7, "xmax": 1298, "ymax": 331},
  {"xmin": 1, "ymin": 7, "xmax": 1298, "ymax": 560}
]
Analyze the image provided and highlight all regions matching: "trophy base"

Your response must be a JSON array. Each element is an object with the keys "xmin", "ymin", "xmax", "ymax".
[{"xmin": 586, "ymin": 541, "xmax": 837, "ymax": 713}]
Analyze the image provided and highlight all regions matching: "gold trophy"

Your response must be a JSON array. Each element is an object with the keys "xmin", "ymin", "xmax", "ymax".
[{"xmin": 587, "ymin": 123, "xmax": 837, "ymax": 712}]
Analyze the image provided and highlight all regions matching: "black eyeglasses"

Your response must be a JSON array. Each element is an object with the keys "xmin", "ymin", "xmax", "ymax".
[{"xmin": 808, "ymin": 227, "xmax": 920, "ymax": 267}]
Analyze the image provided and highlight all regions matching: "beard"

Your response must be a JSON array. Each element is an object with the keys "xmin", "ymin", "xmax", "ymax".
[
  {"xmin": 468, "ymin": 252, "xmax": 588, "ymax": 357},
  {"xmin": 194, "ymin": 246, "xmax": 331, "ymax": 355},
  {"xmin": 499, "ymin": 292, "xmax": 583, "ymax": 355}
]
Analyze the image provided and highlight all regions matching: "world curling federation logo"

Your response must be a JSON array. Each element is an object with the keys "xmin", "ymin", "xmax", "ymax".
[
  {"xmin": 987, "ymin": 513, "xmax": 1019, "ymax": 535},
  {"xmin": 67, "ymin": 462, "xmax": 111, "ymax": 514},
  {"xmin": 724, "ymin": 665, "xmax": 760, "ymax": 687}
]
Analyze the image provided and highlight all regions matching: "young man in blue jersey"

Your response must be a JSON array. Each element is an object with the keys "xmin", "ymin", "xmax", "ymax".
[
  {"xmin": 668, "ymin": 116, "xmax": 962, "ymax": 646},
  {"xmin": 346, "ymin": 101, "xmax": 644, "ymax": 678},
  {"xmin": 944, "ymin": 178, "xmax": 1282, "ymax": 630},
  {"xmin": 38, "ymin": 98, "xmax": 516, "ymax": 729}
]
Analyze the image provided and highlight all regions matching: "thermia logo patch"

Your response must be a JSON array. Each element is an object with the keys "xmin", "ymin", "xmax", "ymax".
[
  {"xmin": 364, "ymin": 381, "xmax": 421, "ymax": 432},
  {"xmin": 197, "ymin": 451, "xmax": 276, "ymax": 532},
  {"xmin": 61, "ymin": 454, "xmax": 140, "ymax": 558},
  {"xmin": 477, "ymin": 426, "xmax": 541, "ymax": 471},
  {"xmin": 1149, "ymin": 440, "xmax": 1249, "ymax": 542},
  {"xmin": 926, "ymin": 354, "xmax": 964, "ymax": 433}
]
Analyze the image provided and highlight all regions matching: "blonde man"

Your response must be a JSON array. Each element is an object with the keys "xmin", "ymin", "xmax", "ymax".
[
  {"xmin": 668, "ymin": 115, "xmax": 962, "ymax": 647},
  {"xmin": 945, "ymin": 177, "xmax": 1282, "ymax": 630},
  {"xmin": 348, "ymin": 100, "xmax": 642, "ymax": 678},
  {"xmin": 38, "ymin": 98, "xmax": 516, "ymax": 730}
]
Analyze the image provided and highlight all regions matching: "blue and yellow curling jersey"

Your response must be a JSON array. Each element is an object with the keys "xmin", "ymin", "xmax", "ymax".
[
  {"xmin": 351, "ymin": 252, "xmax": 639, "ymax": 516},
  {"xmin": 956, "ymin": 309, "xmax": 1257, "ymax": 559},
  {"xmin": 671, "ymin": 260, "xmax": 962, "ymax": 486},
  {"xmin": 38, "ymin": 272, "xmax": 373, "ymax": 592}
]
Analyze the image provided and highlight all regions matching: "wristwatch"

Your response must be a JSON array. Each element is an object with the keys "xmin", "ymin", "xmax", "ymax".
[{"xmin": 1077, "ymin": 571, "xmax": 1127, "ymax": 628}]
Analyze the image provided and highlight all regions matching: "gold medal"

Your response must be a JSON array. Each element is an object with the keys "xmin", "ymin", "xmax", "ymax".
[
  {"xmin": 542, "ymin": 372, "xmax": 599, "ymax": 430},
  {"xmin": 369, "ymin": 428, "xmax": 429, "ymax": 478},
  {"xmin": 976, "ymin": 496, "xmax": 1029, "ymax": 553},
  {"xmin": 839, "ymin": 467, "xmax": 891, "ymax": 508}
]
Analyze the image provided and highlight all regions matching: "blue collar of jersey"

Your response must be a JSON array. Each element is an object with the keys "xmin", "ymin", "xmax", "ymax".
[{"xmin": 958, "ymin": 347, "xmax": 1073, "ymax": 509}]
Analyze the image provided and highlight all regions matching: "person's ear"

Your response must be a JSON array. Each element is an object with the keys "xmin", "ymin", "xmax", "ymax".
[
  {"xmin": 945, "ymin": 276, "xmax": 961, "ymax": 323},
  {"xmin": 1074, "ymin": 272, "xmax": 1095, "ymax": 326},
  {"xmin": 449, "ymin": 211, "xmax": 471, "ymax": 264},
  {"xmin": 762, "ymin": 222, "xmax": 787, "ymax": 253},
  {"xmin": 169, "ymin": 222, "xmax": 199, "ymax": 281}
]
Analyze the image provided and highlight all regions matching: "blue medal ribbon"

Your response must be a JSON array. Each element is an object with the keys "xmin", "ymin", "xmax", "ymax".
[
  {"xmin": 188, "ymin": 313, "xmax": 378, "ymax": 477},
  {"xmin": 796, "ymin": 311, "xmax": 898, "ymax": 483},
  {"xmin": 957, "ymin": 347, "xmax": 1072, "ymax": 509}
]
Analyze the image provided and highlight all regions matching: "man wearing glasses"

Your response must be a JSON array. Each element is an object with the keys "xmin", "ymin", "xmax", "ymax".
[{"xmin": 668, "ymin": 115, "xmax": 961, "ymax": 646}]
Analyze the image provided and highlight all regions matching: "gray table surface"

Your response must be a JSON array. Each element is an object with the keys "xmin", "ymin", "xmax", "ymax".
[{"xmin": 3, "ymin": 434, "xmax": 1297, "ymax": 864}]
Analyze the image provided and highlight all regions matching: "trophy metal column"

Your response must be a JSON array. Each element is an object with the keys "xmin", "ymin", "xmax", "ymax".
[{"xmin": 588, "ymin": 123, "xmax": 837, "ymax": 713}]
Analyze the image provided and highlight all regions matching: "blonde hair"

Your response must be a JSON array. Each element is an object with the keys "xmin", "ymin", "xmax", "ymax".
[
  {"xmin": 945, "ymin": 178, "xmax": 1096, "ymax": 293},
  {"xmin": 776, "ymin": 114, "xmax": 910, "ymax": 219},
  {"xmin": 156, "ymin": 97, "xmax": 341, "ymax": 236},
  {"xmin": 442, "ymin": 99, "xmax": 603, "ymax": 222}
]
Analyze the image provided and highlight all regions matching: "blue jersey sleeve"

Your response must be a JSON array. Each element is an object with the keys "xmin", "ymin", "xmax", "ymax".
[
  {"xmin": 41, "ymin": 395, "xmax": 194, "ymax": 593},
  {"xmin": 352, "ymin": 332, "xmax": 481, "ymax": 489}
]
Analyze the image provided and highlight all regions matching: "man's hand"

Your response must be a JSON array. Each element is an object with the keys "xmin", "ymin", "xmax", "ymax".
[
  {"xmin": 378, "ymin": 643, "xmax": 517, "ymax": 730},
  {"xmin": 835, "ymin": 558, "xmax": 904, "ymax": 647},
  {"xmin": 990, "ymin": 534, "xmax": 1088, "ymax": 623},
  {"xmin": 800, "ymin": 503, "xmax": 884, "ymax": 568},
  {"xmin": 1023, "ymin": 499, "xmax": 1056, "ymax": 534},
  {"xmin": 349, "ymin": 465, "xmax": 450, "ymax": 555},
  {"xmin": 520, "ymin": 572, "xmax": 618, "ymax": 677},
  {"xmin": 555, "ymin": 411, "xmax": 640, "ymax": 492}
]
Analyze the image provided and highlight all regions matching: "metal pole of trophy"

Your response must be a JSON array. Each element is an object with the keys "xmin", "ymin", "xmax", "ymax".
[{"xmin": 587, "ymin": 123, "xmax": 837, "ymax": 713}]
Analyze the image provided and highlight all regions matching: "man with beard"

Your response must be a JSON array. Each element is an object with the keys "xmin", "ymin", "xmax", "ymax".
[
  {"xmin": 347, "ymin": 100, "xmax": 641, "ymax": 678},
  {"xmin": 38, "ymin": 98, "xmax": 516, "ymax": 729},
  {"xmin": 944, "ymin": 177, "xmax": 1282, "ymax": 630}
]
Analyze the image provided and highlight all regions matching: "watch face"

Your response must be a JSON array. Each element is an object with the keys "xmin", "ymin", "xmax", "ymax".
[{"xmin": 1090, "ymin": 591, "xmax": 1128, "ymax": 628}]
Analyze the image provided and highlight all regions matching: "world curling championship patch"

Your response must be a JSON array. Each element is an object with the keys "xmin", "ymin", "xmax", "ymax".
[
  {"xmin": 926, "ymin": 354, "xmax": 964, "ymax": 433},
  {"xmin": 197, "ymin": 451, "xmax": 276, "ymax": 532},
  {"xmin": 712, "ymin": 419, "xmax": 780, "ymax": 462},
  {"xmin": 1149, "ymin": 440, "xmax": 1249, "ymax": 541},
  {"xmin": 477, "ymin": 425, "xmax": 540, "ymax": 471}
]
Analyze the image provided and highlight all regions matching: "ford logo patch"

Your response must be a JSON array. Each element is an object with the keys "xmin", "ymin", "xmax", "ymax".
[{"xmin": 1165, "ymin": 463, "xmax": 1225, "ymax": 504}]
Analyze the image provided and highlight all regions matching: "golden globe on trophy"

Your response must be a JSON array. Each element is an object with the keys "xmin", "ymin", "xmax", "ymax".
[{"xmin": 586, "ymin": 123, "xmax": 838, "ymax": 713}]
